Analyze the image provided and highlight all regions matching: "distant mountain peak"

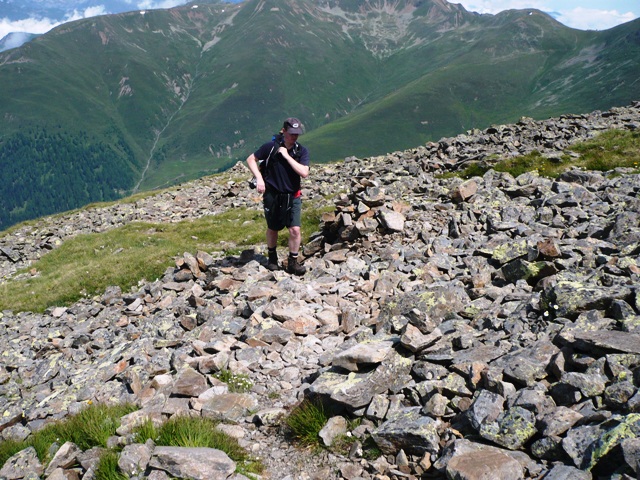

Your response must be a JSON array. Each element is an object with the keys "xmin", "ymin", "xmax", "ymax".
[
  {"xmin": 314, "ymin": 0, "xmax": 471, "ymax": 57},
  {"xmin": 0, "ymin": 32, "xmax": 40, "ymax": 52}
]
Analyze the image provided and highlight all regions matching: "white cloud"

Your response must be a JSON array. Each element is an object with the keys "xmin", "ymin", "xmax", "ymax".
[
  {"xmin": 0, "ymin": 5, "xmax": 107, "ymax": 42},
  {"xmin": 2, "ymin": 32, "xmax": 34, "ymax": 49},
  {"xmin": 555, "ymin": 7, "xmax": 637, "ymax": 30},
  {"xmin": 0, "ymin": 16, "xmax": 60, "ymax": 40},
  {"xmin": 64, "ymin": 5, "xmax": 108, "ymax": 22},
  {"xmin": 133, "ymin": 0, "xmax": 186, "ymax": 9},
  {"xmin": 82, "ymin": 6, "xmax": 110, "ymax": 18}
]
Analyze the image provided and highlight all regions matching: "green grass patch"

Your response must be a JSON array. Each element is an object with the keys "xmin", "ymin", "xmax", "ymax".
[
  {"xmin": 361, "ymin": 436, "xmax": 383, "ymax": 460},
  {"xmin": 450, "ymin": 129, "xmax": 640, "ymax": 179},
  {"xmin": 495, "ymin": 150, "xmax": 561, "ymax": 177},
  {"xmin": 570, "ymin": 129, "xmax": 640, "ymax": 172},
  {"xmin": 284, "ymin": 399, "xmax": 329, "ymax": 447},
  {"xmin": 451, "ymin": 161, "xmax": 492, "ymax": 179},
  {"xmin": 0, "ymin": 405, "xmax": 262, "ymax": 479},
  {"xmin": 0, "ymin": 403, "xmax": 136, "ymax": 468},
  {"xmin": 0, "ymin": 439, "xmax": 29, "ymax": 473},
  {"xmin": 94, "ymin": 450, "xmax": 128, "ymax": 480},
  {"xmin": 134, "ymin": 415, "xmax": 263, "ymax": 477},
  {"xmin": 0, "ymin": 204, "xmax": 332, "ymax": 314}
]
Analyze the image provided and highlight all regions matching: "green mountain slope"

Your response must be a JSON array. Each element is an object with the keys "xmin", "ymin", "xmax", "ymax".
[{"xmin": 0, "ymin": 0, "xmax": 639, "ymax": 230}]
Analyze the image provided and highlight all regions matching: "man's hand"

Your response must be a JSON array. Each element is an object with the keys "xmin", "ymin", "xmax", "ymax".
[
  {"xmin": 247, "ymin": 152, "xmax": 267, "ymax": 192},
  {"xmin": 277, "ymin": 146, "xmax": 291, "ymax": 159}
]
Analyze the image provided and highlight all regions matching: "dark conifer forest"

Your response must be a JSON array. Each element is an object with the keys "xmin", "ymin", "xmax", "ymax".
[{"xmin": 0, "ymin": 128, "xmax": 136, "ymax": 229}]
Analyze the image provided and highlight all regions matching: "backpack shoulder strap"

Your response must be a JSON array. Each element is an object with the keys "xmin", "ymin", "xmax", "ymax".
[
  {"xmin": 290, "ymin": 142, "xmax": 302, "ymax": 161},
  {"xmin": 262, "ymin": 134, "xmax": 283, "ymax": 173}
]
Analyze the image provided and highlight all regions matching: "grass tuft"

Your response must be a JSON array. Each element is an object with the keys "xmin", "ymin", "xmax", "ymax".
[
  {"xmin": 0, "ymin": 439, "xmax": 29, "ymax": 472},
  {"xmin": 0, "ymin": 403, "xmax": 136, "ymax": 468},
  {"xmin": 94, "ymin": 450, "xmax": 128, "ymax": 480},
  {"xmin": 1, "ymin": 409, "xmax": 263, "ymax": 478},
  {"xmin": 133, "ymin": 415, "xmax": 263, "ymax": 477},
  {"xmin": 284, "ymin": 399, "xmax": 329, "ymax": 447}
]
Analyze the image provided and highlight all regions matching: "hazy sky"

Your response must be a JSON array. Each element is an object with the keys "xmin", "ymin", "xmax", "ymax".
[
  {"xmin": 0, "ymin": 0, "xmax": 638, "ymax": 42},
  {"xmin": 456, "ymin": 0, "xmax": 638, "ymax": 31},
  {"xmin": 0, "ymin": 0, "xmax": 186, "ymax": 41}
]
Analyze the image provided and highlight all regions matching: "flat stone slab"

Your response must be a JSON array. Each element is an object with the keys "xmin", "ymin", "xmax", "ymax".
[{"xmin": 572, "ymin": 331, "xmax": 640, "ymax": 355}]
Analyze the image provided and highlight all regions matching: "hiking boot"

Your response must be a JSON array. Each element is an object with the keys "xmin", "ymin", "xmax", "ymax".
[
  {"xmin": 286, "ymin": 254, "xmax": 306, "ymax": 276},
  {"xmin": 267, "ymin": 249, "xmax": 280, "ymax": 271}
]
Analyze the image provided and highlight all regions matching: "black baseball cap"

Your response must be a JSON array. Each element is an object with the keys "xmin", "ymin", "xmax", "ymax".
[{"xmin": 284, "ymin": 117, "xmax": 304, "ymax": 135}]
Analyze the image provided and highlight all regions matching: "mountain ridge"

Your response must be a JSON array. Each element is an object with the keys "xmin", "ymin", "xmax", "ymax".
[{"xmin": 0, "ymin": 101, "xmax": 639, "ymax": 480}]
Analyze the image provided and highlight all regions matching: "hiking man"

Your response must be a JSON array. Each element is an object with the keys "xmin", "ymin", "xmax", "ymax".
[{"xmin": 247, "ymin": 117, "xmax": 310, "ymax": 275}]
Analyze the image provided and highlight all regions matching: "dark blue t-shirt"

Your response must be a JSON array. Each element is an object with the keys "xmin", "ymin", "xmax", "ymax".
[{"xmin": 254, "ymin": 139, "xmax": 310, "ymax": 194}]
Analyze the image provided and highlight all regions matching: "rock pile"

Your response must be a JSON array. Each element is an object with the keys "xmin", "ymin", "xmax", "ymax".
[{"xmin": 1, "ymin": 102, "xmax": 640, "ymax": 480}]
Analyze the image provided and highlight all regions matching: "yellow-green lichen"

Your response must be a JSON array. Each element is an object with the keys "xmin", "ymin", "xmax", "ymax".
[{"xmin": 588, "ymin": 413, "xmax": 640, "ymax": 470}]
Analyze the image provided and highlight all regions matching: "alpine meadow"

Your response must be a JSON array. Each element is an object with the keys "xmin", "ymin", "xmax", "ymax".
[{"xmin": 0, "ymin": 0, "xmax": 639, "ymax": 230}]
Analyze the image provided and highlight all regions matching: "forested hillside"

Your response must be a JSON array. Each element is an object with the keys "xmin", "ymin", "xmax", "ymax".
[{"xmin": 0, "ymin": 128, "xmax": 136, "ymax": 228}]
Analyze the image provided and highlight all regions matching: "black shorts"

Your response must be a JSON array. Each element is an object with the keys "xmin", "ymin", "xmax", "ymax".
[{"xmin": 263, "ymin": 189, "xmax": 302, "ymax": 231}]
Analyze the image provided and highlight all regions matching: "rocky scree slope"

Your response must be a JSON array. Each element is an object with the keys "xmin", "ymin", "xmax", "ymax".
[{"xmin": 0, "ymin": 102, "xmax": 640, "ymax": 479}]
